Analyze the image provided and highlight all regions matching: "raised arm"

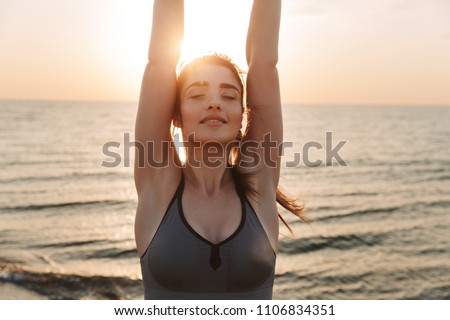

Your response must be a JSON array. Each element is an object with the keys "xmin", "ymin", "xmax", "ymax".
[
  {"xmin": 134, "ymin": 0, "xmax": 184, "ymax": 191},
  {"xmin": 241, "ymin": 0, "xmax": 283, "ymax": 189},
  {"xmin": 246, "ymin": 0, "xmax": 281, "ymax": 68}
]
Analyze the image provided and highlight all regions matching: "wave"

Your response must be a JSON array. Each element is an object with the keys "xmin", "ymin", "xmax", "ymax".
[
  {"xmin": 426, "ymin": 200, "xmax": 450, "ymax": 208},
  {"xmin": 392, "ymin": 159, "xmax": 450, "ymax": 168},
  {"xmin": 278, "ymin": 232, "xmax": 386, "ymax": 255},
  {"xmin": 341, "ymin": 191, "xmax": 379, "ymax": 197},
  {"xmin": 409, "ymin": 285, "xmax": 450, "ymax": 300},
  {"xmin": 85, "ymin": 248, "xmax": 138, "ymax": 259},
  {"xmin": 314, "ymin": 206, "xmax": 400, "ymax": 222},
  {"xmin": 274, "ymin": 266, "xmax": 450, "ymax": 299},
  {"xmin": 0, "ymin": 264, "xmax": 142, "ymax": 300},
  {"xmin": 29, "ymin": 240, "xmax": 138, "ymax": 259},
  {"xmin": 434, "ymin": 175, "xmax": 450, "ymax": 181},
  {"xmin": 30, "ymin": 239, "xmax": 110, "ymax": 249},
  {"xmin": 415, "ymin": 247, "xmax": 449, "ymax": 256},
  {"xmin": 312, "ymin": 198, "xmax": 450, "ymax": 223},
  {"xmin": 409, "ymin": 175, "xmax": 450, "ymax": 184},
  {"xmin": 0, "ymin": 200, "xmax": 128, "ymax": 212},
  {"xmin": 1, "ymin": 159, "xmax": 73, "ymax": 167},
  {"xmin": 0, "ymin": 171, "xmax": 128, "ymax": 184}
]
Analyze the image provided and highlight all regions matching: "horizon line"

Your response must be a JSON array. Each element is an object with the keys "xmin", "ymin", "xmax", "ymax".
[{"xmin": 0, "ymin": 98, "xmax": 449, "ymax": 108}]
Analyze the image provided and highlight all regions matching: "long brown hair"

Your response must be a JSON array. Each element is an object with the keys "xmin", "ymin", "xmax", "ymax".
[{"xmin": 173, "ymin": 53, "xmax": 306, "ymax": 231}]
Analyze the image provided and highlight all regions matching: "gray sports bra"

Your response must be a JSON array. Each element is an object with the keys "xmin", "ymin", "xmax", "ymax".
[{"xmin": 139, "ymin": 174, "xmax": 276, "ymax": 299}]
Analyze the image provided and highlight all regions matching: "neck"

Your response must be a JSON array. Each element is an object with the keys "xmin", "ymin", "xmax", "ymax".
[{"xmin": 183, "ymin": 141, "xmax": 234, "ymax": 196}]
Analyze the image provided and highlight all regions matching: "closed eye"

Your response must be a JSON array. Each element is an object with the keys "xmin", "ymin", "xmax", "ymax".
[
  {"xmin": 190, "ymin": 94, "xmax": 206, "ymax": 99},
  {"xmin": 221, "ymin": 89, "xmax": 240, "ymax": 101},
  {"xmin": 187, "ymin": 89, "xmax": 208, "ymax": 99},
  {"xmin": 222, "ymin": 95, "xmax": 237, "ymax": 100}
]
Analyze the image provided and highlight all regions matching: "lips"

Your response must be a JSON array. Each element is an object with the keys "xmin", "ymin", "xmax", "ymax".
[{"xmin": 200, "ymin": 116, "xmax": 227, "ymax": 124}]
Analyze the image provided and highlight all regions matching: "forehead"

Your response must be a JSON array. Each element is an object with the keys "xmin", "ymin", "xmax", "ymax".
[{"xmin": 181, "ymin": 63, "xmax": 241, "ymax": 92}]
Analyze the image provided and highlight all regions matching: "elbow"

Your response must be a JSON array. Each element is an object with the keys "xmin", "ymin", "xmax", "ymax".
[
  {"xmin": 247, "ymin": 51, "xmax": 279, "ymax": 70},
  {"xmin": 148, "ymin": 41, "xmax": 181, "ymax": 67},
  {"xmin": 147, "ymin": 51, "xmax": 181, "ymax": 69},
  {"xmin": 248, "ymin": 58, "xmax": 279, "ymax": 73}
]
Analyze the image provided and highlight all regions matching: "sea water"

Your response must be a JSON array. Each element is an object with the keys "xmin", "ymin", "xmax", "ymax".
[{"xmin": 0, "ymin": 100, "xmax": 449, "ymax": 299}]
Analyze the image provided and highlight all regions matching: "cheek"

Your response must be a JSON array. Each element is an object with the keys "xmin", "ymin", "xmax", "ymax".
[
  {"xmin": 231, "ymin": 105, "xmax": 244, "ymax": 125},
  {"xmin": 179, "ymin": 102, "xmax": 198, "ymax": 123}
]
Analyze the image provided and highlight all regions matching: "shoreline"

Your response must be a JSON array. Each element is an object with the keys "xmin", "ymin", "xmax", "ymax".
[{"xmin": 0, "ymin": 282, "xmax": 48, "ymax": 300}]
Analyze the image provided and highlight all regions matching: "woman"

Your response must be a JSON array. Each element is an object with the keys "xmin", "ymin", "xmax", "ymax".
[{"xmin": 134, "ymin": 0, "xmax": 304, "ymax": 299}]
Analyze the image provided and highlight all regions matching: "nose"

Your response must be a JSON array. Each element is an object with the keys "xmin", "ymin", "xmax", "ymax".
[{"xmin": 207, "ymin": 102, "xmax": 221, "ymax": 111}]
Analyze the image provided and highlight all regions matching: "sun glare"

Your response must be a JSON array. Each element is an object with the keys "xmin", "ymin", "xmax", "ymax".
[
  {"xmin": 180, "ymin": 0, "xmax": 252, "ymax": 70},
  {"xmin": 99, "ymin": 1, "xmax": 252, "ymax": 101}
]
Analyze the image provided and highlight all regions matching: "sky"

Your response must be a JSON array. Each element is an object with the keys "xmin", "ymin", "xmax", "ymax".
[{"xmin": 0, "ymin": 0, "xmax": 449, "ymax": 106}]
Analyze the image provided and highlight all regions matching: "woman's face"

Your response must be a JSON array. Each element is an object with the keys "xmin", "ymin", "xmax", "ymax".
[{"xmin": 178, "ymin": 63, "xmax": 243, "ymax": 144}]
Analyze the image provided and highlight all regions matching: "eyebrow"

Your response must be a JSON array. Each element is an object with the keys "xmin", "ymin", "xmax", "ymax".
[{"xmin": 185, "ymin": 81, "xmax": 241, "ymax": 94}]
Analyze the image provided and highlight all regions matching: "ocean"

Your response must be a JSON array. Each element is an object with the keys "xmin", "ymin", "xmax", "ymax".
[{"xmin": 0, "ymin": 100, "xmax": 449, "ymax": 299}]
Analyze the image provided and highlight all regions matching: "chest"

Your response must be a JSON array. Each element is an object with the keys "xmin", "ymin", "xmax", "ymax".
[
  {"xmin": 144, "ymin": 200, "xmax": 276, "ymax": 293},
  {"xmin": 181, "ymin": 187, "xmax": 242, "ymax": 245}
]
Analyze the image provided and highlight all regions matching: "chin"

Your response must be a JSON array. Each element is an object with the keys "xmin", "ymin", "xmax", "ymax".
[
  {"xmin": 198, "ymin": 136, "xmax": 235, "ymax": 146},
  {"xmin": 183, "ymin": 130, "xmax": 236, "ymax": 145}
]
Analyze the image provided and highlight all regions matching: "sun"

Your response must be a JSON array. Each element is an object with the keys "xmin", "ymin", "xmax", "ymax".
[
  {"xmin": 100, "ymin": 1, "xmax": 252, "ymax": 101},
  {"xmin": 180, "ymin": 0, "xmax": 252, "ymax": 70}
]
